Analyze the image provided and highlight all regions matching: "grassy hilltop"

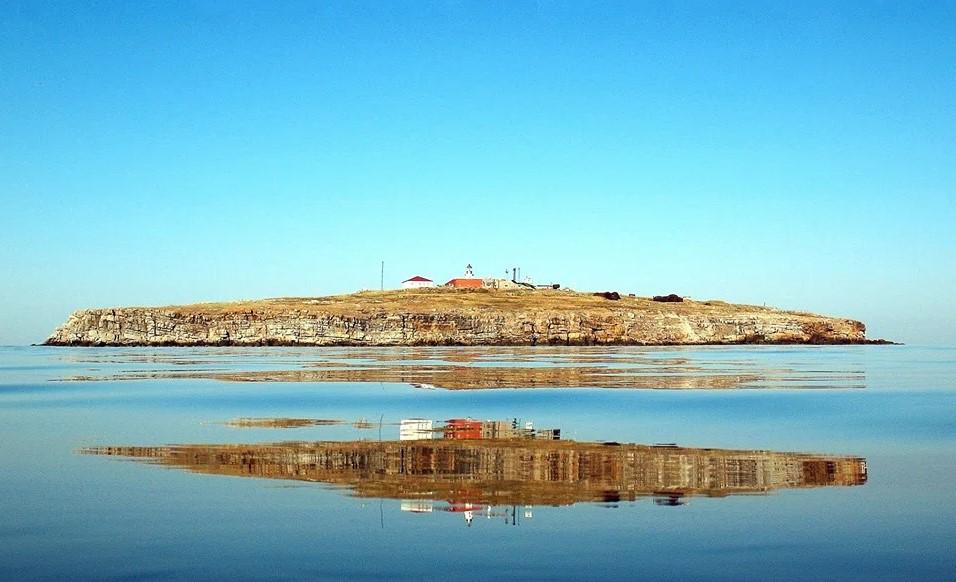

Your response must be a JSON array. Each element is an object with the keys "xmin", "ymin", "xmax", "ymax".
[{"xmin": 151, "ymin": 287, "xmax": 802, "ymax": 317}]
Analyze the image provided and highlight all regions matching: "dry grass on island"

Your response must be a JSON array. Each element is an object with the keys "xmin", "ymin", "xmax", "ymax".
[{"xmin": 147, "ymin": 287, "xmax": 803, "ymax": 317}]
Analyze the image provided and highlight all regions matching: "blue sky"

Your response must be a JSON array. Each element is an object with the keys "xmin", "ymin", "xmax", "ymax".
[{"xmin": 1, "ymin": 1, "xmax": 954, "ymax": 345}]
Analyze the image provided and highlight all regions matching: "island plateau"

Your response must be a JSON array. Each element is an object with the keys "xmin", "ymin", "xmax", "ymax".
[{"xmin": 44, "ymin": 288, "xmax": 869, "ymax": 346}]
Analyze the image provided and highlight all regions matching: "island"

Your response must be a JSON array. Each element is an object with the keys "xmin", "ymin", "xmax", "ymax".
[{"xmin": 44, "ymin": 288, "xmax": 871, "ymax": 346}]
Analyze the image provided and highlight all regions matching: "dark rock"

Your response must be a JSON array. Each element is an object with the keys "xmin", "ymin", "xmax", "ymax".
[
  {"xmin": 652, "ymin": 294, "xmax": 683, "ymax": 303},
  {"xmin": 594, "ymin": 291, "xmax": 621, "ymax": 300}
]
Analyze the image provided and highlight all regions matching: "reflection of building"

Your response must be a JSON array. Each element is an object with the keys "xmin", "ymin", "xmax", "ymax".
[
  {"xmin": 443, "ymin": 501, "xmax": 482, "ymax": 526},
  {"xmin": 445, "ymin": 418, "xmax": 482, "ymax": 439},
  {"xmin": 477, "ymin": 419, "xmax": 560, "ymax": 440},
  {"xmin": 443, "ymin": 418, "xmax": 560, "ymax": 440},
  {"xmin": 400, "ymin": 500, "xmax": 434, "ymax": 513},
  {"xmin": 536, "ymin": 428, "xmax": 561, "ymax": 440},
  {"xmin": 480, "ymin": 420, "xmax": 517, "ymax": 439},
  {"xmin": 653, "ymin": 494, "xmax": 687, "ymax": 507},
  {"xmin": 400, "ymin": 419, "xmax": 434, "ymax": 441}
]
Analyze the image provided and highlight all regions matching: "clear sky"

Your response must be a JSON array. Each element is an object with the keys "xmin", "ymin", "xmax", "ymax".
[{"xmin": 1, "ymin": 1, "xmax": 954, "ymax": 345}]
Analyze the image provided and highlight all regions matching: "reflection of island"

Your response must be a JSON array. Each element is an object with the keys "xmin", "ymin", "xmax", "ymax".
[
  {"xmin": 61, "ymin": 348, "xmax": 867, "ymax": 391},
  {"xmin": 82, "ymin": 437, "xmax": 866, "ymax": 508},
  {"xmin": 75, "ymin": 364, "xmax": 772, "ymax": 389},
  {"xmin": 201, "ymin": 365, "xmax": 767, "ymax": 390}
]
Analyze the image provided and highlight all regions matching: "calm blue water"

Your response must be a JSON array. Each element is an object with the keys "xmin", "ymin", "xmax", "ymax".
[{"xmin": 1, "ymin": 345, "xmax": 954, "ymax": 581}]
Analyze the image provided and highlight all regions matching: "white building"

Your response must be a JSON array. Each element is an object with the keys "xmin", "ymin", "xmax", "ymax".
[{"xmin": 401, "ymin": 275, "xmax": 435, "ymax": 289}]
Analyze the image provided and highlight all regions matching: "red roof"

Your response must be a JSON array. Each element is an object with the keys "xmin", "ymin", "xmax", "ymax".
[
  {"xmin": 445, "ymin": 278, "xmax": 483, "ymax": 288},
  {"xmin": 403, "ymin": 275, "xmax": 433, "ymax": 282}
]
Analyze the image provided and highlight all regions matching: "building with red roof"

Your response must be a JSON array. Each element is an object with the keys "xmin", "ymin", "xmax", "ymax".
[
  {"xmin": 444, "ymin": 277, "xmax": 483, "ymax": 289},
  {"xmin": 401, "ymin": 275, "xmax": 435, "ymax": 289},
  {"xmin": 445, "ymin": 263, "xmax": 484, "ymax": 289}
]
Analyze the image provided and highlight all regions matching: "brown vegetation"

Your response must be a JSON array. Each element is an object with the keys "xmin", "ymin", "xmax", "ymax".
[{"xmin": 107, "ymin": 288, "xmax": 798, "ymax": 317}]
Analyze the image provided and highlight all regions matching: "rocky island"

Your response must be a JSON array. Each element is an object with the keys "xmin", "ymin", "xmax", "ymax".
[{"xmin": 45, "ymin": 288, "xmax": 869, "ymax": 346}]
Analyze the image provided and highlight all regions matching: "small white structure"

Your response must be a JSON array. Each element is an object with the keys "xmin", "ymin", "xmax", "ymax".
[
  {"xmin": 401, "ymin": 275, "xmax": 435, "ymax": 289},
  {"xmin": 400, "ymin": 418, "xmax": 434, "ymax": 441}
]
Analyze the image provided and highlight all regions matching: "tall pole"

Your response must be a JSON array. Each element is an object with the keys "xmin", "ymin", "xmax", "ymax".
[{"xmin": 380, "ymin": 261, "xmax": 384, "ymax": 291}]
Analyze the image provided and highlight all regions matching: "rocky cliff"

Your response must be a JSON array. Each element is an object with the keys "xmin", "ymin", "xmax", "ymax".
[{"xmin": 44, "ymin": 288, "xmax": 868, "ymax": 346}]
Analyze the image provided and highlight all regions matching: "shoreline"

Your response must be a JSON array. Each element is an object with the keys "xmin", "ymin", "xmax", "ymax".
[{"xmin": 41, "ymin": 338, "xmax": 897, "ymax": 347}]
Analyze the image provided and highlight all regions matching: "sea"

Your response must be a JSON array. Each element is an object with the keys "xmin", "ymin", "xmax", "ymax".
[{"xmin": 1, "ymin": 344, "xmax": 954, "ymax": 581}]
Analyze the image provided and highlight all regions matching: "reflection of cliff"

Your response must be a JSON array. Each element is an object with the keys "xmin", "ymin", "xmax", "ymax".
[
  {"xmin": 59, "ymin": 348, "xmax": 867, "ymax": 391},
  {"xmin": 200, "ymin": 365, "xmax": 765, "ymax": 390},
  {"xmin": 83, "ymin": 440, "xmax": 866, "ymax": 506},
  {"xmin": 224, "ymin": 418, "xmax": 345, "ymax": 428}
]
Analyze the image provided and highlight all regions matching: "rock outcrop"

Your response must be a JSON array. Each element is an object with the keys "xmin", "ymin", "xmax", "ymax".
[{"xmin": 44, "ymin": 288, "xmax": 867, "ymax": 346}]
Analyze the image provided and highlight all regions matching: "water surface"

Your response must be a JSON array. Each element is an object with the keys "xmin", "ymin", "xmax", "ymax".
[{"xmin": 1, "ymin": 345, "xmax": 954, "ymax": 580}]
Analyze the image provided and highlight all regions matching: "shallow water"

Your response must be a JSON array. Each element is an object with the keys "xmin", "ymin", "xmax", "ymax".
[{"xmin": 1, "ymin": 345, "xmax": 954, "ymax": 580}]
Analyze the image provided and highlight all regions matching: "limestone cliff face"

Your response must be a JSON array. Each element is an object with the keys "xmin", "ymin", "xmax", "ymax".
[{"xmin": 44, "ymin": 290, "xmax": 866, "ymax": 346}]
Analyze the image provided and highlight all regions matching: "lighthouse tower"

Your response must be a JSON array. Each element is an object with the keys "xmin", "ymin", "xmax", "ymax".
[{"xmin": 444, "ymin": 263, "xmax": 483, "ymax": 288}]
